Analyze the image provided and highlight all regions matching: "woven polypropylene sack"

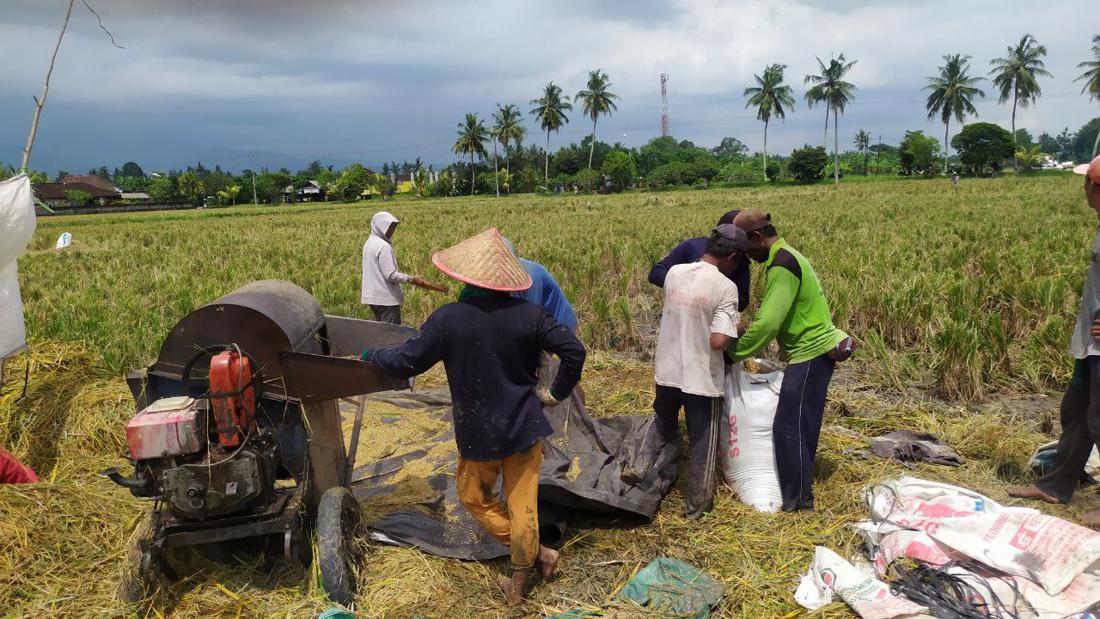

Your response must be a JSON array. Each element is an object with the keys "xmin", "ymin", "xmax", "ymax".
[
  {"xmin": 719, "ymin": 363, "xmax": 783, "ymax": 512},
  {"xmin": 0, "ymin": 175, "xmax": 35, "ymax": 358}
]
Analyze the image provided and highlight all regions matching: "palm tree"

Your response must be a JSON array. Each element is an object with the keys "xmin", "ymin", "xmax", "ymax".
[
  {"xmin": 453, "ymin": 112, "xmax": 488, "ymax": 196},
  {"xmin": 530, "ymin": 82, "xmax": 572, "ymax": 185},
  {"xmin": 989, "ymin": 34, "xmax": 1052, "ymax": 169},
  {"xmin": 493, "ymin": 103, "xmax": 526, "ymax": 174},
  {"xmin": 853, "ymin": 130, "xmax": 871, "ymax": 175},
  {"xmin": 805, "ymin": 54, "xmax": 858, "ymax": 185},
  {"xmin": 743, "ymin": 63, "xmax": 795, "ymax": 177},
  {"xmin": 575, "ymin": 69, "xmax": 620, "ymax": 169},
  {"xmin": 1077, "ymin": 35, "xmax": 1100, "ymax": 158},
  {"xmin": 925, "ymin": 54, "xmax": 986, "ymax": 174}
]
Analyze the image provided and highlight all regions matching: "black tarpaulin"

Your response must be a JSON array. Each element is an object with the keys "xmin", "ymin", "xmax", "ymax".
[{"xmin": 350, "ymin": 375, "xmax": 679, "ymax": 560}]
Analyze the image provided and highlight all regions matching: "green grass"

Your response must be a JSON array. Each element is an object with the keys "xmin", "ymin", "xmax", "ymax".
[{"xmin": 19, "ymin": 173, "xmax": 1092, "ymax": 399}]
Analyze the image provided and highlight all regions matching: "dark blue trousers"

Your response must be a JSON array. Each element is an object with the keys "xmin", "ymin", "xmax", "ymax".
[{"xmin": 774, "ymin": 353, "xmax": 836, "ymax": 512}]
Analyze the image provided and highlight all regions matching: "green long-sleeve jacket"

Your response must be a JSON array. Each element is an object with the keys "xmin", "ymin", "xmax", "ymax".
[{"xmin": 729, "ymin": 239, "xmax": 847, "ymax": 364}]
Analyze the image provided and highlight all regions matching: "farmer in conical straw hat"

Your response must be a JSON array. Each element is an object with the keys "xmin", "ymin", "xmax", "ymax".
[
  {"xmin": 1011, "ymin": 156, "xmax": 1100, "ymax": 527},
  {"xmin": 361, "ymin": 227, "xmax": 586, "ymax": 604}
]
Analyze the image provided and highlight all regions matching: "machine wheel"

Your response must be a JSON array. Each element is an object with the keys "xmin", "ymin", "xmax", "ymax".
[
  {"xmin": 118, "ymin": 513, "xmax": 171, "ymax": 603},
  {"xmin": 317, "ymin": 486, "xmax": 363, "ymax": 606}
]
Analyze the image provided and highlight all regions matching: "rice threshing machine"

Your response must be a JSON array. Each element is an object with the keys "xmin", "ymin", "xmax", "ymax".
[{"xmin": 104, "ymin": 280, "xmax": 416, "ymax": 605}]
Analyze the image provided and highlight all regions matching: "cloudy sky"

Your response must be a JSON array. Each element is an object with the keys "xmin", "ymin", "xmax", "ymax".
[{"xmin": 1, "ymin": 0, "xmax": 1097, "ymax": 174}]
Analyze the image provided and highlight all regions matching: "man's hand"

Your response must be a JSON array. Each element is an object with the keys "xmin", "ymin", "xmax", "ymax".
[
  {"xmin": 536, "ymin": 386, "xmax": 563, "ymax": 407},
  {"xmin": 359, "ymin": 348, "xmax": 377, "ymax": 362},
  {"xmin": 737, "ymin": 322, "xmax": 748, "ymax": 337},
  {"xmin": 827, "ymin": 337, "xmax": 857, "ymax": 362},
  {"xmin": 1091, "ymin": 319, "xmax": 1100, "ymax": 343}
]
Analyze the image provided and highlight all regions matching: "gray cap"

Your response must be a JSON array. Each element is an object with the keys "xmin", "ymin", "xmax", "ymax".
[{"xmin": 710, "ymin": 223, "xmax": 751, "ymax": 252}]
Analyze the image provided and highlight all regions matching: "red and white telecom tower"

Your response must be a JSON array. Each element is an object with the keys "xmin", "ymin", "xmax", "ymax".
[{"xmin": 660, "ymin": 73, "xmax": 670, "ymax": 137}]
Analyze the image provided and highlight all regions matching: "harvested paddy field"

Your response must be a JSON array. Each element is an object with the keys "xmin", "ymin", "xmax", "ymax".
[{"xmin": 2, "ymin": 175, "xmax": 1096, "ymax": 617}]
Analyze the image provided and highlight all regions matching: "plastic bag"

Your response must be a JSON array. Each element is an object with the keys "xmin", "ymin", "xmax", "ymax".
[
  {"xmin": 719, "ymin": 362, "xmax": 782, "ymax": 512},
  {"xmin": 795, "ymin": 546, "xmax": 929, "ymax": 619},
  {"xmin": 616, "ymin": 557, "xmax": 724, "ymax": 618},
  {"xmin": 0, "ymin": 175, "xmax": 35, "ymax": 358},
  {"xmin": 55, "ymin": 231, "xmax": 71, "ymax": 250}
]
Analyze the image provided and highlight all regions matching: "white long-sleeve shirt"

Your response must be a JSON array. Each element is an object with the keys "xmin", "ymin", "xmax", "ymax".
[{"xmin": 361, "ymin": 212, "xmax": 413, "ymax": 306}]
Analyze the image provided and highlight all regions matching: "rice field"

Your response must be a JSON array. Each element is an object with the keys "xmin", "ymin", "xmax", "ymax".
[{"xmin": 2, "ymin": 174, "xmax": 1097, "ymax": 618}]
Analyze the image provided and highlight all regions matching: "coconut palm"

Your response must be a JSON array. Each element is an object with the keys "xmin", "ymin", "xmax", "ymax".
[
  {"xmin": 1077, "ymin": 35, "xmax": 1100, "ymax": 157},
  {"xmin": 989, "ymin": 34, "xmax": 1052, "ymax": 169},
  {"xmin": 743, "ymin": 63, "xmax": 795, "ymax": 177},
  {"xmin": 530, "ymin": 82, "xmax": 572, "ymax": 185},
  {"xmin": 925, "ymin": 54, "xmax": 986, "ymax": 174},
  {"xmin": 493, "ymin": 103, "xmax": 526, "ymax": 174},
  {"xmin": 853, "ymin": 130, "xmax": 871, "ymax": 175},
  {"xmin": 575, "ymin": 69, "xmax": 620, "ymax": 169},
  {"xmin": 805, "ymin": 54, "xmax": 858, "ymax": 185},
  {"xmin": 453, "ymin": 112, "xmax": 488, "ymax": 196}
]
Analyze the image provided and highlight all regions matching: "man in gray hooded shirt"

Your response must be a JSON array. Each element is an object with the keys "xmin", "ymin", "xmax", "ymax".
[{"xmin": 361, "ymin": 211, "xmax": 446, "ymax": 324}]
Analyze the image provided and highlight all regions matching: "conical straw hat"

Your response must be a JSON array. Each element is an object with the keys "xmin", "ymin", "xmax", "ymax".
[{"xmin": 432, "ymin": 227, "xmax": 532, "ymax": 292}]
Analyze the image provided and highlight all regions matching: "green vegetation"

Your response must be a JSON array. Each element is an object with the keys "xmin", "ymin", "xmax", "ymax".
[
  {"xmin": 989, "ymin": 34, "xmax": 1052, "ymax": 168},
  {"xmin": 952, "ymin": 122, "xmax": 1016, "ymax": 174},
  {"xmin": 924, "ymin": 54, "xmax": 985, "ymax": 174}
]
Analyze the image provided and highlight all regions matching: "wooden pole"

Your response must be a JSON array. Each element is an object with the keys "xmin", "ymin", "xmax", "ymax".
[{"xmin": 21, "ymin": 0, "xmax": 76, "ymax": 174}]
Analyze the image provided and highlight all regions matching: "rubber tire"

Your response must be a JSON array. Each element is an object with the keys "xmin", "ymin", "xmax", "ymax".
[
  {"xmin": 118, "ymin": 513, "xmax": 170, "ymax": 603},
  {"xmin": 317, "ymin": 486, "xmax": 363, "ymax": 606}
]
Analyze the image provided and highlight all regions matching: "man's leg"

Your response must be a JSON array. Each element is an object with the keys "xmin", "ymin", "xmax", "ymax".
[
  {"xmin": 795, "ymin": 355, "xmax": 835, "ymax": 510},
  {"xmin": 455, "ymin": 457, "xmax": 510, "ymax": 544},
  {"xmin": 772, "ymin": 355, "xmax": 834, "ymax": 512},
  {"xmin": 499, "ymin": 441, "xmax": 546, "ymax": 604},
  {"xmin": 681, "ymin": 393, "xmax": 722, "ymax": 519},
  {"xmin": 370, "ymin": 304, "xmax": 401, "ymax": 325},
  {"xmin": 622, "ymin": 385, "xmax": 682, "ymax": 485},
  {"xmin": 1013, "ymin": 358, "xmax": 1093, "ymax": 504}
]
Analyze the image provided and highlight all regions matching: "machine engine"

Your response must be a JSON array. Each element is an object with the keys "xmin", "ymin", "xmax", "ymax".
[{"xmin": 108, "ymin": 350, "xmax": 278, "ymax": 520}]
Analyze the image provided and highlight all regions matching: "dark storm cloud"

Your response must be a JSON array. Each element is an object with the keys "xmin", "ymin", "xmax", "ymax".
[{"xmin": 1, "ymin": 0, "xmax": 1097, "ymax": 174}]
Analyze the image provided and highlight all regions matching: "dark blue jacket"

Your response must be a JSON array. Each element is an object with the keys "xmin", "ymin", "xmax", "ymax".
[
  {"xmin": 648, "ymin": 236, "xmax": 751, "ymax": 310},
  {"xmin": 365, "ymin": 294, "xmax": 586, "ymax": 460}
]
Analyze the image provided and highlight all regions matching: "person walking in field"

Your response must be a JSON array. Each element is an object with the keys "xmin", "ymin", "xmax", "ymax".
[
  {"xmin": 361, "ymin": 211, "xmax": 446, "ymax": 324},
  {"xmin": 622, "ymin": 224, "xmax": 748, "ymax": 519},
  {"xmin": 648, "ymin": 209, "xmax": 751, "ymax": 313},
  {"xmin": 360, "ymin": 227, "xmax": 586, "ymax": 604},
  {"xmin": 728, "ymin": 208, "xmax": 855, "ymax": 512},
  {"xmin": 1010, "ymin": 156, "xmax": 1100, "ymax": 527}
]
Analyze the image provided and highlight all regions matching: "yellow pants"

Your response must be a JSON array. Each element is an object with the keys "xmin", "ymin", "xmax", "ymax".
[{"xmin": 456, "ymin": 440, "xmax": 543, "ymax": 568}]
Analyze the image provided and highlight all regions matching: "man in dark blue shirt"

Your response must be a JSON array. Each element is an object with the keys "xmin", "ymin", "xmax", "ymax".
[
  {"xmin": 648, "ymin": 209, "xmax": 751, "ymax": 311},
  {"xmin": 362, "ymin": 227, "xmax": 585, "ymax": 605}
]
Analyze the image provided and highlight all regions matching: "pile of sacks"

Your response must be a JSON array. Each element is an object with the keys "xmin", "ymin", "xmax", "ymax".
[{"xmin": 796, "ymin": 476, "xmax": 1100, "ymax": 619}]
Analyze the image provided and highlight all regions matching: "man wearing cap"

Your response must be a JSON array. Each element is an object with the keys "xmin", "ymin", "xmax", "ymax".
[
  {"xmin": 622, "ymin": 224, "xmax": 748, "ymax": 519},
  {"xmin": 648, "ymin": 209, "xmax": 751, "ymax": 312},
  {"xmin": 361, "ymin": 211, "xmax": 447, "ymax": 324},
  {"xmin": 360, "ymin": 228, "xmax": 586, "ymax": 603},
  {"xmin": 728, "ymin": 208, "xmax": 853, "ymax": 512},
  {"xmin": 1010, "ymin": 156, "xmax": 1100, "ymax": 527}
]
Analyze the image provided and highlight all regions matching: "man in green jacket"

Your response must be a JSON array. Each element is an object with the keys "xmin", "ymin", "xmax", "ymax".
[{"xmin": 728, "ymin": 208, "xmax": 854, "ymax": 511}]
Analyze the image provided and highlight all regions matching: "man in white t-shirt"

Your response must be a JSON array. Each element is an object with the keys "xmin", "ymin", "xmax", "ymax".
[
  {"xmin": 623, "ymin": 223, "xmax": 748, "ymax": 519},
  {"xmin": 361, "ymin": 211, "xmax": 446, "ymax": 324}
]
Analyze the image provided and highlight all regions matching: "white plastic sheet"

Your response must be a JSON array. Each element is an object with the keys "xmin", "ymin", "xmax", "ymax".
[
  {"xmin": 718, "ymin": 362, "xmax": 783, "ymax": 512},
  {"xmin": 0, "ymin": 175, "xmax": 35, "ymax": 358}
]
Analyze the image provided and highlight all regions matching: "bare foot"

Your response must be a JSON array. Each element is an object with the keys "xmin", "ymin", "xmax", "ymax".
[
  {"xmin": 1083, "ymin": 508, "xmax": 1100, "ymax": 529},
  {"xmin": 536, "ymin": 545, "xmax": 559, "ymax": 581},
  {"xmin": 1007, "ymin": 485, "xmax": 1062, "ymax": 504}
]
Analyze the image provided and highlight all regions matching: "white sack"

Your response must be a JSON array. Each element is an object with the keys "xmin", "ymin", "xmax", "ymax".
[
  {"xmin": 873, "ymin": 529, "xmax": 1100, "ymax": 618},
  {"xmin": 0, "ymin": 175, "xmax": 35, "ymax": 358},
  {"xmin": 718, "ymin": 362, "xmax": 782, "ymax": 512},
  {"xmin": 795, "ymin": 546, "xmax": 930, "ymax": 619},
  {"xmin": 867, "ymin": 476, "xmax": 1099, "ymax": 596},
  {"xmin": 55, "ymin": 231, "xmax": 71, "ymax": 250}
]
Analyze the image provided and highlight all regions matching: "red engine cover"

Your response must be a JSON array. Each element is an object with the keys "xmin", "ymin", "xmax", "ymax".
[{"xmin": 208, "ymin": 350, "xmax": 256, "ymax": 448}]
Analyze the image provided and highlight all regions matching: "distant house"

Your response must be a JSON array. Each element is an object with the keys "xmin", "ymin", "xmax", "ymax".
[
  {"xmin": 120, "ymin": 192, "xmax": 151, "ymax": 201},
  {"xmin": 283, "ymin": 180, "xmax": 327, "ymax": 203},
  {"xmin": 35, "ymin": 178, "xmax": 121, "ymax": 207}
]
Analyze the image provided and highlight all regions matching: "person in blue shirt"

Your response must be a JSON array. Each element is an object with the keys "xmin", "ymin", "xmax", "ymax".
[
  {"xmin": 648, "ymin": 209, "xmax": 751, "ymax": 312},
  {"xmin": 503, "ymin": 237, "xmax": 578, "ymax": 332}
]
